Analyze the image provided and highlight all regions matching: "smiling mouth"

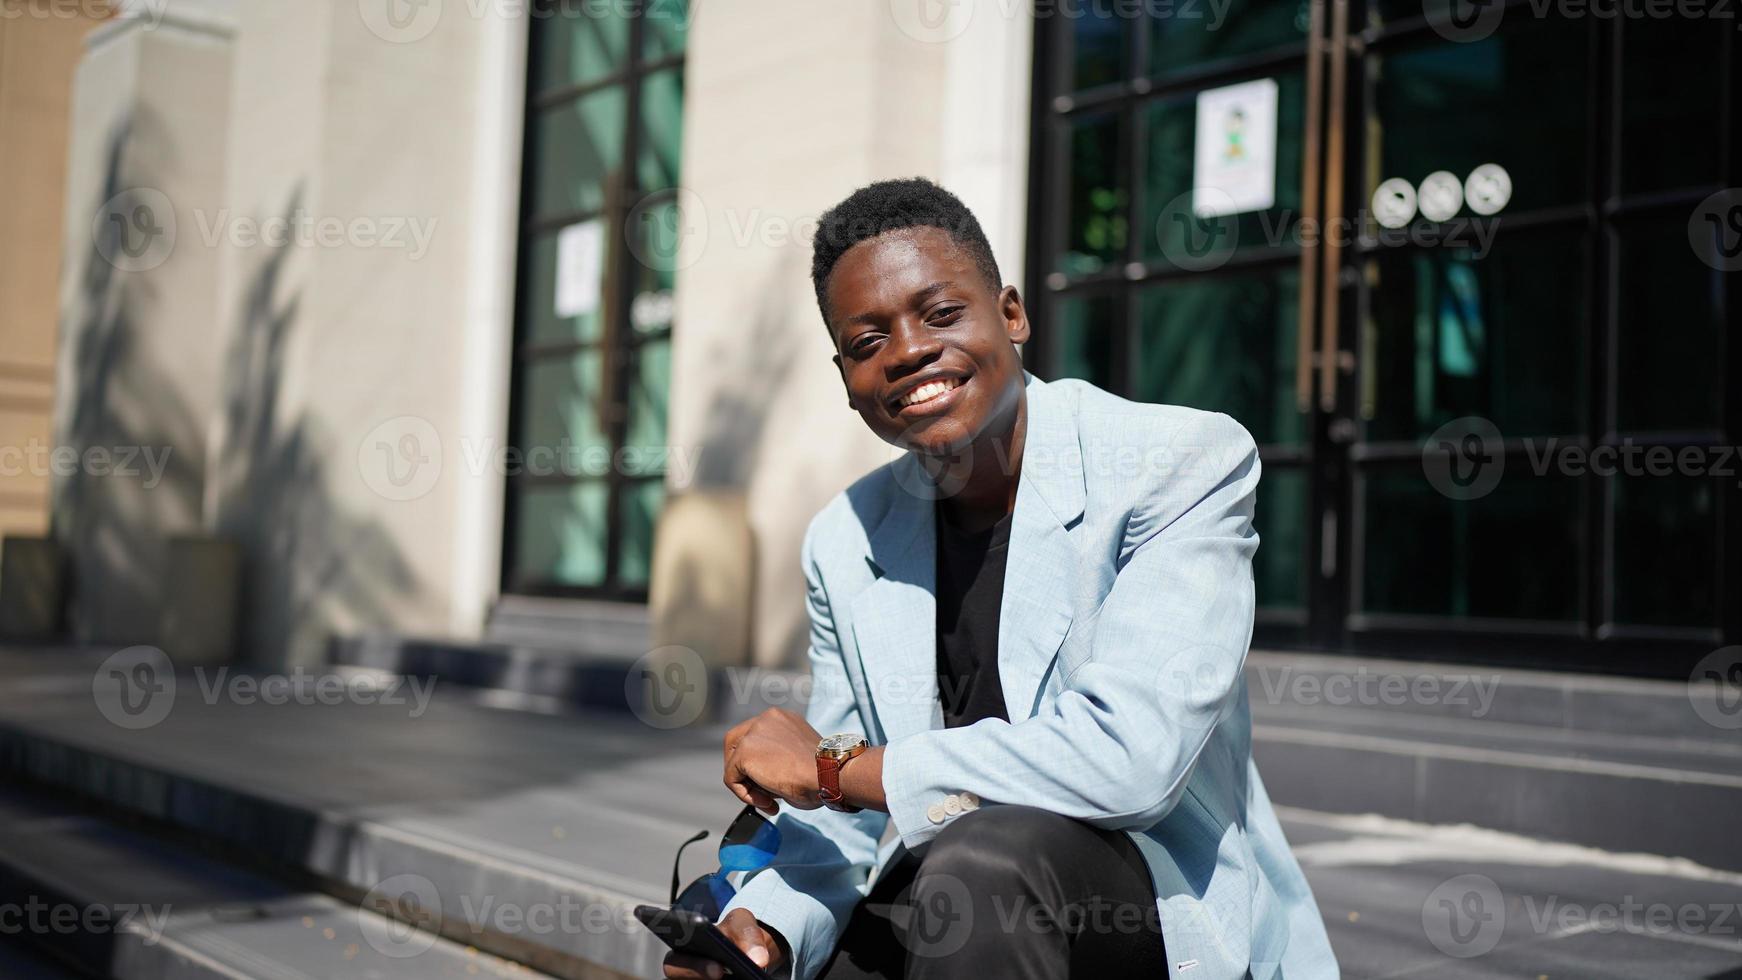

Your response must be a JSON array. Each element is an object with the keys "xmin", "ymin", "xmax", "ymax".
[{"xmin": 892, "ymin": 376, "xmax": 965, "ymax": 411}]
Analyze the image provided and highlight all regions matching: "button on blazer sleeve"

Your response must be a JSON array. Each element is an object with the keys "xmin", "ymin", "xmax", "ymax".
[{"xmin": 880, "ymin": 411, "xmax": 1261, "ymax": 851}]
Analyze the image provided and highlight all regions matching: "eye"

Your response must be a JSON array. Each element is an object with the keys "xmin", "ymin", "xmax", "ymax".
[
  {"xmin": 851, "ymin": 333, "xmax": 883, "ymax": 354},
  {"xmin": 929, "ymin": 305, "xmax": 965, "ymax": 325}
]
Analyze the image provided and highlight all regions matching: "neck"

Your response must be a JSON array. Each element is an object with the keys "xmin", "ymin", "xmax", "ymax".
[{"xmin": 921, "ymin": 388, "xmax": 1027, "ymax": 531}]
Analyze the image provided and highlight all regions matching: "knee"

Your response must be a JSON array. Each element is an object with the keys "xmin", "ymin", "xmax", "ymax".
[{"xmin": 921, "ymin": 805, "xmax": 1079, "ymax": 886}]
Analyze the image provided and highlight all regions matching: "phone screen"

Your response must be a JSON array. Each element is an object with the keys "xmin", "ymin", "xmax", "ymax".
[{"xmin": 633, "ymin": 904, "xmax": 776, "ymax": 980}]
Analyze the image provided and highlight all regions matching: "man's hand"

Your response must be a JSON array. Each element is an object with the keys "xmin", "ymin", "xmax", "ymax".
[
  {"xmin": 724, "ymin": 708, "xmax": 823, "ymax": 815},
  {"xmin": 662, "ymin": 908, "xmax": 785, "ymax": 979}
]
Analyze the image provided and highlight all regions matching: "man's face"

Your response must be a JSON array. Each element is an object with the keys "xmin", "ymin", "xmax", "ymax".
[{"xmin": 826, "ymin": 226, "xmax": 1031, "ymax": 456}]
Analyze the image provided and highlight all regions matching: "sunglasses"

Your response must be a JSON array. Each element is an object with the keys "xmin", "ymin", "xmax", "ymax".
[{"xmin": 669, "ymin": 805, "xmax": 783, "ymax": 921}]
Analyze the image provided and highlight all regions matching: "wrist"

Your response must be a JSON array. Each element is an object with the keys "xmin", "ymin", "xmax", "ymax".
[{"xmin": 840, "ymin": 745, "xmax": 886, "ymax": 811}]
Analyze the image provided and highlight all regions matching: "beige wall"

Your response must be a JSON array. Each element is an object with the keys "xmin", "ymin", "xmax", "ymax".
[
  {"xmin": 0, "ymin": 1, "xmax": 109, "ymax": 541},
  {"xmin": 666, "ymin": 1, "xmax": 1033, "ymax": 668},
  {"xmin": 51, "ymin": 0, "xmax": 524, "ymax": 664}
]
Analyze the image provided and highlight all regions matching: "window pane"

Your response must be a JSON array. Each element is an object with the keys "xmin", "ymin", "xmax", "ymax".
[
  {"xmin": 1363, "ymin": 229, "xmax": 1587, "ymax": 443},
  {"xmin": 1051, "ymin": 292, "xmax": 1118, "ymax": 391},
  {"xmin": 1614, "ymin": 213, "xmax": 1723, "ymax": 434},
  {"xmin": 639, "ymin": 67, "xmax": 683, "ymax": 193},
  {"xmin": 627, "ymin": 337, "xmax": 671, "ymax": 457},
  {"xmin": 1618, "ymin": 18, "xmax": 1724, "ymax": 195},
  {"xmin": 520, "ymin": 352, "xmax": 609, "ymax": 457},
  {"xmin": 1057, "ymin": 112, "xmax": 1127, "ymax": 277},
  {"xmin": 532, "ymin": 1, "xmax": 630, "ymax": 93},
  {"xmin": 1070, "ymin": 6, "xmax": 1127, "ymax": 91},
  {"xmin": 513, "ymin": 481, "xmax": 609, "ymax": 587},
  {"xmin": 1373, "ymin": 21, "xmax": 1589, "ymax": 216},
  {"xmin": 1135, "ymin": 267, "xmax": 1305, "ymax": 447},
  {"xmin": 1143, "ymin": 72, "xmax": 1304, "ymax": 268},
  {"xmin": 523, "ymin": 228, "xmax": 605, "ymax": 346},
  {"xmin": 1611, "ymin": 470, "xmax": 1720, "ymax": 628},
  {"xmin": 1149, "ymin": 0, "xmax": 1307, "ymax": 79},
  {"xmin": 1256, "ymin": 463, "xmax": 1307, "ymax": 610},
  {"xmin": 1359, "ymin": 466, "xmax": 1583, "ymax": 621},
  {"xmin": 528, "ymin": 87, "xmax": 627, "ymax": 219},
  {"xmin": 618, "ymin": 479, "xmax": 665, "ymax": 588},
  {"xmin": 643, "ymin": 0, "xmax": 689, "ymax": 59}
]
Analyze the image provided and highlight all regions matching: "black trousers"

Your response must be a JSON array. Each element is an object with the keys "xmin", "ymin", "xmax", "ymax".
[{"xmin": 815, "ymin": 806, "xmax": 1168, "ymax": 980}]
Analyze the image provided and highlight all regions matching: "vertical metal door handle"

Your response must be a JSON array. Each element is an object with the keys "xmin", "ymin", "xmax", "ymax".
[
  {"xmin": 1317, "ymin": 0, "xmax": 1351, "ymax": 414},
  {"xmin": 1296, "ymin": 0, "xmax": 1327, "ymax": 414}
]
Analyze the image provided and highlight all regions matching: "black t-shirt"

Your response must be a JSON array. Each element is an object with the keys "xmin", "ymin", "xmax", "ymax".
[{"xmin": 934, "ymin": 501, "xmax": 1013, "ymax": 728}]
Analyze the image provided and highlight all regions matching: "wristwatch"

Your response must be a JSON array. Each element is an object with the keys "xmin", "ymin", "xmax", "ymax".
[{"xmin": 816, "ymin": 733, "xmax": 869, "ymax": 812}]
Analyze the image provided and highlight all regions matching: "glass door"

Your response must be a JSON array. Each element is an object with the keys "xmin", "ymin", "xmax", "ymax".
[
  {"xmin": 503, "ymin": 0, "xmax": 687, "ymax": 600},
  {"xmin": 1027, "ymin": 1, "xmax": 1737, "ymax": 676}
]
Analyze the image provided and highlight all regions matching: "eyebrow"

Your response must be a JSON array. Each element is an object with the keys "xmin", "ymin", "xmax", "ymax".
[{"xmin": 841, "ymin": 281, "xmax": 957, "ymax": 327}]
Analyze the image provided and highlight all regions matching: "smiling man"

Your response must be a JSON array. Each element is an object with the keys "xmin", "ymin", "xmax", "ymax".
[{"xmin": 664, "ymin": 178, "xmax": 1337, "ymax": 980}]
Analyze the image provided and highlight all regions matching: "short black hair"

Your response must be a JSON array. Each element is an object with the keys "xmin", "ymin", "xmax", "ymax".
[{"xmin": 810, "ymin": 177, "xmax": 1002, "ymax": 330}]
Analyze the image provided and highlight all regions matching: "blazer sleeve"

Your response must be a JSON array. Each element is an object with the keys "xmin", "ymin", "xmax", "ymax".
[
  {"xmin": 880, "ymin": 411, "xmax": 1261, "ymax": 851},
  {"xmin": 720, "ymin": 514, "xmax": 890, "ymax": 980}
]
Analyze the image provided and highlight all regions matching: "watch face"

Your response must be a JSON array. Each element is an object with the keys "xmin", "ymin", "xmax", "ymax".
[{"xmin": 819, "ymin": 733, "xmax": 866, "ymax": 753}]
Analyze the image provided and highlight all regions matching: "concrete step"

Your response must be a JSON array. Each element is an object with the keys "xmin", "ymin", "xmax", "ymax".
[
  {"xmin": 0, "ymin": 939, "xmax": 87, "ymax": 979},
  {"xmin": 0, "ymin": 783, "xmax": 561, "ymax": 980}
]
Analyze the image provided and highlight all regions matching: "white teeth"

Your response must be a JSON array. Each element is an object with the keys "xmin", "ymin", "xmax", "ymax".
[{"xmin": 899, "ymin": 378, "xmax": 961, "ymax": 408}]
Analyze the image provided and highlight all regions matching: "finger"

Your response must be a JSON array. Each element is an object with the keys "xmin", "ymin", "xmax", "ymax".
[
  {"xmin": 720, "ymin": 911, "xmax": 774, "ymax": 968},
  {"xmin": 663, "ymin": 951, "xmax": 724, "ymax": 980}
]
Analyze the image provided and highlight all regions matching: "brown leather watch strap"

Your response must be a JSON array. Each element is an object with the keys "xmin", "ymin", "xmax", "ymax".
[{"xmin": 817, "ymin": 754, "xmax": 861, "ymax": 813}]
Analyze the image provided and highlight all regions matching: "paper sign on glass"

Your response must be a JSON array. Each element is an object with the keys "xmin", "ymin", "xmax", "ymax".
[
  {"xmin": 1192, "ymin": 78, "xmax": 1279, "ymax": 218},
  {"xmin": 555, "ymin": 219, "xmax": 604, "ymax": 319}
]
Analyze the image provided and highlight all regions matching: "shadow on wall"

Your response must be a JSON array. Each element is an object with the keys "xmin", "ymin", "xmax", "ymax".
[
  {"xmin": 55, "ymin": 116, "xmax": 206, "ymax": 645},
  {"xmin": 213, "ymin": 185, "xmax": 418, "ymax": 668},
  {"xmin": 659, "ymin": 248, "xmax": 811, "ymax": 668}
]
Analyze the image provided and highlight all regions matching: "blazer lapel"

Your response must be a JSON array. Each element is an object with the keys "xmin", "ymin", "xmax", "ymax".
[
  {"xmin": 851, "ymin": 453, "xmax": 940, "ymax": 739},
  {"xmin": 997, "ymin": 374, "xmax": 1085, "ymax": 718}
]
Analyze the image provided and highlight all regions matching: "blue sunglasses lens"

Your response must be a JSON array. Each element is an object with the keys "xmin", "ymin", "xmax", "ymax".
[
  {"xmin": 674, "ymin": 873, "xmax": 737, "ymax": 920},
  {"xmin": 718, "ymin": 813, "xmax": 781, "ymax": 873}
]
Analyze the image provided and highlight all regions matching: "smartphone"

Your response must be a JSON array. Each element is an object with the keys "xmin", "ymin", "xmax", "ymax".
[{"xmin": 633, "ymin": 905, "xmax": 776, "ymax": 980}]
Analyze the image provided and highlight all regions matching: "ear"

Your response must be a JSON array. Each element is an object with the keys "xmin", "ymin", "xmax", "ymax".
[{"xmin": 1000, "ymin": 285, "xmax": 1031, "ymax": 346}]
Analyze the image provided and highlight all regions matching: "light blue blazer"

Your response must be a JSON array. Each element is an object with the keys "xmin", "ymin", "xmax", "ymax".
[{"xmin": 723, "ymin": 372, "xmax": 1338, "ymax": 980}]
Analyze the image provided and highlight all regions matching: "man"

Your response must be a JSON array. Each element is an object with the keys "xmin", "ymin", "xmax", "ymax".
[{"xmin": 664, "ymin": 178, "xmax": 1336, "ymax": 980}]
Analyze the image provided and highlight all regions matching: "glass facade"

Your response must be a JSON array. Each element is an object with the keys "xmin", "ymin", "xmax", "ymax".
[
  {"xmin": 1028, "ymin": 3, "xmax": 1737, "ymax": 675},
  {"xmin": 505, "ymin": 0, "xmax": 686, "ymax": 598}
]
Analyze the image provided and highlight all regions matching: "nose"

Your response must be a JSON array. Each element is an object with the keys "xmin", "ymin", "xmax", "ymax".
[{"xmin": 884, "ymin": 316, "xmax": 942, "ymax": 375}]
